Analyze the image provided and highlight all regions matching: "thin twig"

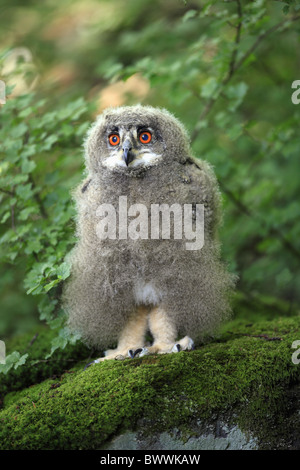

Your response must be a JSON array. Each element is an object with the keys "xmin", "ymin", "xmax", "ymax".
[
  {"xmin": 241, "ymin": 333, "xmax": 283, "ymax": 341},
  {"xmin": 234, "ymin": 14, "xmax": 300, "ymax": 74},
  {"xmin": 11, "ymin": 203, "xmax": 15, "ymax": 231},
  {"xmin": 191, "ymin": 0, "xmax": 242, "ymax": 141},
  {"xmin": 227, "ymin": 331, "xmax": 283, "ymax": 341},
  {"xmin": 28, "ymin": 174, "xmax": 48, "ymax": 219},
  {"xmin": 226, "ymin": 0, "xmax": 242, "ymax": 82},
  {"xmin": 22, "ymin": 333, "xmax": 39, "ymax": 354},
  {"xmin": 191, "ymin": 9, "xmax": 300, "ymax": 261},
  {"xmin": 0, "ymin": 188, "xmax": 14, "ymax": 196}
]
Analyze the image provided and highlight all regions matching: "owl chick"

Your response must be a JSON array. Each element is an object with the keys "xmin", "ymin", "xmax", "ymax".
[{"xmin": 62, "ymin": 105, "xmax": 235, "ymax": 363}]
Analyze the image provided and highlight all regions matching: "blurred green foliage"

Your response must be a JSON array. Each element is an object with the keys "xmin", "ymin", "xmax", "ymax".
[{"xmin": 1, "ymin": 0, "xmax": 300, "ymax": 371}]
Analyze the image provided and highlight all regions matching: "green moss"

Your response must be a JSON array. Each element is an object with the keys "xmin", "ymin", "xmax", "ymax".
[
  {"xmin": 0, "ymin": 316, "xmax": 299, "ymax": 449},
  {"xmin": 0, "ymin": 326, "xmax": 91, "ymax": 405}
]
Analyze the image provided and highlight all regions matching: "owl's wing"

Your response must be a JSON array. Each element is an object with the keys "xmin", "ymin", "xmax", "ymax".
[{"xmin": 179, "ymin": 155, "xmax": 222, "ymax": 237}]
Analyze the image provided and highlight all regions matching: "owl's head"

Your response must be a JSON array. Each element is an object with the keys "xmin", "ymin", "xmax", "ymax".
[{"xmin": 84, "ymin": 105, "xmax": 191, "ymax": 175}]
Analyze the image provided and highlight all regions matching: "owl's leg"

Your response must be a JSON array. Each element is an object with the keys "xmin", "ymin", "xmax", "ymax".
[
  {"xmin": 136, "ymin": 306, "xmax": 194, "ymax": 356},
  {"xmin": 88, "ymin": 306, "xmax": 149, "ymax": 365}
]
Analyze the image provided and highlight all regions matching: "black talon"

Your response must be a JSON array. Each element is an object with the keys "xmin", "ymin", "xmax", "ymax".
[
  {"xmin": 84, "ymin": 361, "xmax": 95, "ymax": 370},
  {"xmin": 128, "ymin": 350, "xmax": 135, "ymax": 359},
  {"xmin": 133, "ymin": 348, "xmax": 143, "ymax": 358},
  {"xmin": 176, "ymin": 344, "xmax": 181, "ymax": 352}
]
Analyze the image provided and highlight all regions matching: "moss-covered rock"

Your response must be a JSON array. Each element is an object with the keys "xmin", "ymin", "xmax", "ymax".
[{"xmin": 0, "ymin": 316, "xmax": 300, "ymax": 450}]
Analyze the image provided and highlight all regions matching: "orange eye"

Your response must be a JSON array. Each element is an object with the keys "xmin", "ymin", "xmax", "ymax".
[
  {"xmin": 139, "ymin": 131, "xmax": 152, "ymax": 144},
  {"xmin": 109, "ymin": 134, "xmax": 120, "ymax": 146}
]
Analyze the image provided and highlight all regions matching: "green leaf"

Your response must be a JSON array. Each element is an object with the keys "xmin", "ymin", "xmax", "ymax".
[
  {"xmin": 226, "ymin": 122, "xmax": 243, "ymax": 141},
  {"xmin": 38, "ymin": 297, "xmax": 57, "ymax": 320},
  {"xmin": 14, "ymin": 353, "xmax": 29, "ymax": 369},
  {"xmin": 182, "ymin": 10, "xmax": 198, "ymax": 22},
  {"xmin": 21, "ymin": 159, "xmax": 36, "ymax": 174},
  {"xmin": 46, "ymin": 328, "xmax": 69, "ymax": 358},
  {"xmin": 42, "ymin": 134, "xmax": 58, "ymax": 150},
  {"xmin": 1, "ymin": 211, "xmax": 10, "ymax": 223},
  {"xmin": 10, "ymin": 123, "xmax": 28, "ymax": 139},
  {"xmin": 18, "ymin": 206, "xmax": 39, "ymax": 221},
  {"xmin": 200, "ymin": 77, "xmax": 219, "ymax": 99},
  {"xmin": 15, "ymin": 183, "xmax": 33, "ymax": 200},
  {"xmin": 24, "ymin": 239, "xmax": 43, "ymax": 254},
  {"xmin": 56, "ymin": 261, "xmax": 71, "ymax": 280},
  {"xmin": 26, "ymin": 284, "xmax": 44, "ymax": 295},
  {"xmin": 0, "ymin": 351, "xmax": 28, "ymax": 374},
  {"xmin": 44, "ymin": 279, "xmax": 61, "ymax": 293},
  {"xmin": 224, "ymin": 82, "xmax": 248, "ymax": 112},
  {"xmin": 20, "ymin": 145, "xmax": 36, "ymax": 158}
]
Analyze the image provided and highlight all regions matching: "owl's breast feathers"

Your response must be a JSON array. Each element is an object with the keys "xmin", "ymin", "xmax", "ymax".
[{"xmin": 79, "ymin": 154, "xmax": 221, "ymax": 241}]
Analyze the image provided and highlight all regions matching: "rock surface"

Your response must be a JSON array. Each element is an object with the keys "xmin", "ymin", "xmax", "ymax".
[{"xmin": 103, "ymin": 424, "xmax": 258, "ymax": 450}]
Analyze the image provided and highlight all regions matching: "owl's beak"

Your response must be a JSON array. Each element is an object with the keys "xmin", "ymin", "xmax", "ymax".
[{"xmin": 122, "ymin": 141, "xmax": 134, "ymax": 166}]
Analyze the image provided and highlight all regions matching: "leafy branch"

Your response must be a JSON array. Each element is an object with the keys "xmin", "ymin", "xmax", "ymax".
[
  {"xmin": 0, "ymin": 93, "xmax": 90, "ymax": 374},
  {"xmin": 191, "ymin": 9, "xmax": 300, "ymax": 141},
  {"xmin": 191, "ymin": 3, "xmax": 300, "ymax": 261},
  {"xmin": 226, "ymin": 0, "xmax": 242, "ymax": 82},
  {"xmin": 219, "ymin": 181, "xmax": 300, "ymax": 260}
]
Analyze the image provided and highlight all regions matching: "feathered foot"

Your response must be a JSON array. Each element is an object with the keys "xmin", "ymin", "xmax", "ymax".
[
  {"xmin": 135, "ymin": 335, "xmax": 194, "ymax": 357},
  {"xmin": 84, "ymin": 347, "xmax": 143, "ymax": 368},
  {"xmin": 84, "ymin": 306, "xmax": 149, "ymax": 368}
]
